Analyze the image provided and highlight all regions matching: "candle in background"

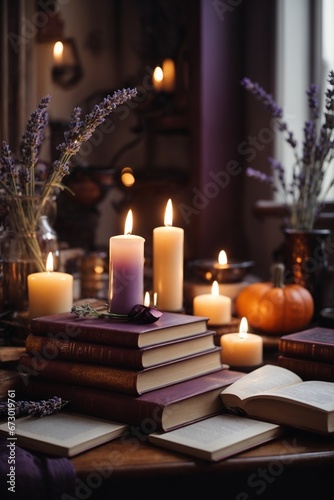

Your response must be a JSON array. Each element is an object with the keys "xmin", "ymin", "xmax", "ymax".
[
  {"xmin": 193, "ymin": 280, "xmax": 232, "ymax": 325},
  {"xmin": 162, "ymin": 58, "xmax": 175, "ymax": 92},
  {"xmin": 28, "ymin": 252, "xmax": 73, "ymax": 319},
  {"xmin": 109, "ymin": 210, "xmax": 145, "ymax": 314},
  {"xmin": 144, "ymin": 291, "xmax": 158, "ymax": 307},
  {"xmin": 153, "ymin": 199, "xmax": 184, "ymax": 311},
  {"xmin": 153, "ymin": 66, "xmax": 164, "ymax": 91},
  {"xmin": 218, "ymin": 250, "xmax": 227, "ymax": 266},
  {"xmin": 53, "ymin": 41, "xmax": 64, "ymax": 65},
  {"xmin": 221, "ymin": 317, "xmax": 263, "ymax": 367}
]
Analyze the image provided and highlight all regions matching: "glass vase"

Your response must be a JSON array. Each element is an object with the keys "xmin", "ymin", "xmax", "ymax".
[
  {"xmin": 0, "ymin": 196, "xmax": 59, "ymax": 312},
  {"xmin": 282, "ymin": 228, "xmax": 331, "ymax": 315}
]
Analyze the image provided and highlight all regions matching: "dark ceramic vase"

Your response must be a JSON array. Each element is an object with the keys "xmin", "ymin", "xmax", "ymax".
[{"xmin": 282, "ymin": 228, "xmax": 331, "ymax": 315}]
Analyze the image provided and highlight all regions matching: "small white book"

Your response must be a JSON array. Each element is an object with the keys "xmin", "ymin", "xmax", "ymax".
[
  {"xmin": 0, "ymin": 412, "xmax": 128, "ymax": 457},
  {"xmin": 149, "ymin": 413, "xmax": 283, "ymax": 462}
]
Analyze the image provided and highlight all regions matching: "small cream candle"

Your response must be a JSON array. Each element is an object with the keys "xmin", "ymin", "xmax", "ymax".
[
  {"xmin": 28, "ymin": 252, "xmax": 73, "ymax": 319},
  {"xmin": 153, "ymin": 199, "xmax": 184, "ymax": 311},
  {"xmin": 221, "ymin": 317, "xmax": 263, "ymax": 367},
  {"xmin": 109, "ymin": 210, "xmax": 145, "ymax": 314},
  {"xmin": 193, "ymin": 280, "xmax": 232, "ymax": 325}
]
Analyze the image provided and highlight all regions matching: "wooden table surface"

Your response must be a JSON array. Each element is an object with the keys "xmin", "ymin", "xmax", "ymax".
[{"xmin": 71, "ymin": 428, "xmax": 334, "ymax": 500}]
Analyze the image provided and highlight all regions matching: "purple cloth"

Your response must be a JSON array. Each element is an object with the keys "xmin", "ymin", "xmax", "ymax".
[{"xmin": 0, "ymin": 438, "xmax": 76, "ymax": 499}]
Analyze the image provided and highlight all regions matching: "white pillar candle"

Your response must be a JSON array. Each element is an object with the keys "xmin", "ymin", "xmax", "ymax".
[
  {"xmin": 221, "ymin": 317, "xmax": 263, "ymax": 367},
  {"xmin": 193, "ymin": 280, "xmax": 232, "ymax": 325},
  {"xmin": 153, "ymin": 199, "xmax": 184, "ymax": 311},
  {"xmin": 28, "ymin": 253, "xmax": 73, "ymax": 319},
  {"xmin": 109, "ymin": 210, "xmax": 145, "ymax": 314}
]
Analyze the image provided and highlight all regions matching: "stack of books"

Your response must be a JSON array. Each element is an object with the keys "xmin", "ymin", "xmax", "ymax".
[
  {"xmin": 277, "ymin": 327, "xmax": 334, "ymax": 381},
  {"xmin": 20, "ymin": 310, "xmax": 244, "ymax": 432}
]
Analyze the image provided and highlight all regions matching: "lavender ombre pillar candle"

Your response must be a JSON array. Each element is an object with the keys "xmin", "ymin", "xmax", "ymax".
[{"xmin": 108, "ymin": 234, "xmax": 145, "ymax": 314}]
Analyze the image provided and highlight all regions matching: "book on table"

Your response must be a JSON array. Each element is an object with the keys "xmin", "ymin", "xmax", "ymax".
[
  {"xmin": 149, "ymin": 413, "xmax": 283, "ymax": 462},
  {"xmin": 277, "ymin": 354, "xmax": 334, "ymax": 382},
  {"xmin": 30, "ymin": 311, "xmax": 209, "ymax": 348},
  {"xmin": 18, "ymin": 347, "xmax": 223, "ymax": 396},
  {"xmin": 278, "ymin": 327, "xmax": 334, "ymax": 362},
  {"xmin": 0, "ymin": 412, "xmax": 128, "ymax": 457},
  {"xmin": 24, "ymin": 368, "xmax": 244, "ymax": 432},
  {"xmin": 25, "ymin": 330, "xmax": 216, "ymax": 369},
  {"xmin": 220, "ymin": 364, "xmax": 334, "ymax": 434}
]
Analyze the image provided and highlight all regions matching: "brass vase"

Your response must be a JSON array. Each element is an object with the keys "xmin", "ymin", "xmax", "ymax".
[{"xmin": 282, "ymin": 228, "xmax": 331, "ymax": 315}]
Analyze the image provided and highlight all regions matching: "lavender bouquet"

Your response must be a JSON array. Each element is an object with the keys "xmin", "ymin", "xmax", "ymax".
[
  {"xmin": 242, "ymin": 70, "xmax": 334, "ymax": 230},
  {"xmin": 0, "ymin": 88, "xmax": 137, "ymax": 271}
]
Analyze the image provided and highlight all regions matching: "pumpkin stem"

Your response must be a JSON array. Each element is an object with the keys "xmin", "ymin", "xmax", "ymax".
[{"xmin": 271, "ymin": 263, "xmax": 285, "ymax": 288}]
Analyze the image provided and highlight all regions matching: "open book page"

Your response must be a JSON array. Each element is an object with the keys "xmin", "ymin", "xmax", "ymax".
[
  {"xmin": 221, "ymin": 365, "xmax": 302, "ymax": 401},
  {"xmin": 255, "ymin": 381, "xmax": 334, "ymax": 412},
  {"xmin": 149, "ymin": 414, "xmax": 282, "ymax": 461}
]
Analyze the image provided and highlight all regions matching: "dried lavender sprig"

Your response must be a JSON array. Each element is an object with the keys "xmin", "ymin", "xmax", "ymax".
[
  {"xmin": 19, "ymin": 95, "xmax": 51, "ymax": 196},
  {"xmin": 243, "ymin": 70, "xmax": 334, "ymax": 229},
  {"xmin": 39, "ymin": 87, "xmax": 137, "ymax": 209},
  {"xmin": 0, "ymin": 397, "xmax": 68, "ymax": 419},
  {"xmin": 241, "ymin": 77, "xmax": 298, "ymax": 152},
  {"xmin": 0, "ymin": 142, "xmax": 18, "ymax": 196}
]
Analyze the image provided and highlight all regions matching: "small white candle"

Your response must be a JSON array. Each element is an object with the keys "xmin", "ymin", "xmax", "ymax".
[
  {"xmin": 162, "ymin": 58, "xmax": 175, "ymax": 92},
  {"xmin": 193, "ymin": 280, "xmax": 232, "ymax": 325},
  {"xmin": 28, "ymin": 252, "xmax": 73, "ymax": 319},
  {"xmin": 153, "ymin": 66, "xmax": 164, "ymax": 91},
  {"xmin": 153, "ymin": 199, "xmax": 184, "ymax": 311},
  {"xmin": 53, "ymin": 41, "xmax": 63, "ymax": 65},
  {"xmin": 109, "ymin": 210, "xmax": 145, "ymax": 314},
  {"xmin": 221, "ymin": 317, "xmax": 263, "ymax": 367}
]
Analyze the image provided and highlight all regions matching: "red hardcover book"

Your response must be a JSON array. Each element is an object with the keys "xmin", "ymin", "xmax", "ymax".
[
  {"xmin": 25, "ymin": 331, "xmax": 216, "ymax": 369},
  {"xmin": 24, "ymin": 368, "xmax": 244, "ymax": 431},
  {"xmin": 30, "ymin": 312, "xmax": 208, "ymax": 348},
  {"xmin": 18, "ymin": 348, "xmax": 223, "ymax": 396},
  {"xmin": 277, "ymin": 355, "xmax": 334, "ymax": 382},
  {"xmin": 278, "ymin": 327, "xmax": 334, "ymax": 362}
]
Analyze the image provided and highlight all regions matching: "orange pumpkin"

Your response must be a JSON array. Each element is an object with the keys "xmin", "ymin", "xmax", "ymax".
[{"xmin": 235, "ymin": 263, "xmax": 314, "ymax": 334}]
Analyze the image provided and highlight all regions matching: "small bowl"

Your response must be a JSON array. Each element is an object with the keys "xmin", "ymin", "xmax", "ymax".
[{"xmin": 188, "ymin": 259, "xmax": 254, "ymax": 284}]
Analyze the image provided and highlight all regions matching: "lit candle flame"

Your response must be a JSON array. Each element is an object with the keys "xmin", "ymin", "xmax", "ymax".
[
  {"xmin": 239, "ymin": 317, "xmax": 248, "ymax": 339},
  {"xmin": 144, "ymin": 291, "xmax": 150, "ymax": 307},
  {"xmin": 46, "ymin": 252, "xmax": 54, "ymax": 272},
  {"xmin": 124, "ymin": 210, "xmax": 133, "ymax": 235},
  {"xmin": 211, "ymin": 280, "xmax": 220, "ymax": 296},
  {"xmin": 153, "ymin": 292, "xmax": 158, "ymax": 307},
  {"xmin": 153, "ymin": 66, "xmax": 163, "ymax": 85},
  {"xmin": 164, "ymin": 199, "xmax": 173, "ymax": 226},
  {"xmin": 218, "ymin": 250, "xmax": 227, "ymax": 265},
  {"xmin": 53, "ymin": 41, "xmax": 63, "ymax": 64}
]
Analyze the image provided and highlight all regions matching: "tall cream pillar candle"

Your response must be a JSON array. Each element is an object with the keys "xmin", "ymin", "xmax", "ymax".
[{"xmin": 153, "ymin": 199, "xmax": 184, "ymax": 311}]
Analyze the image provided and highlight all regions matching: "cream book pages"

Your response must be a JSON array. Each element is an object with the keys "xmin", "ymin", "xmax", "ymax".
[
  {"xmin": 220, "ymin": 364, "xmax": 334, "ymax": 434},
  {"xmin": 0, "ymin": 412, "xmax": 128, "ymax": 457},
  {"xmin": 149, "ymin": 413, "xmax": 282, "ymax": 462}
]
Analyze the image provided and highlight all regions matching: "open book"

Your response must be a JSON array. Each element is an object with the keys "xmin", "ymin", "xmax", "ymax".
[
  {"xmin": 0, "ymin": 412, "xmax": 128, "ymax": 457},
  {"xmin": 220, "ymin": 364, "xmax": 334, "ymax": 434},
  {"xmin": 149, "ymin": 413, "xmax": 282, "ymax": 462}
]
